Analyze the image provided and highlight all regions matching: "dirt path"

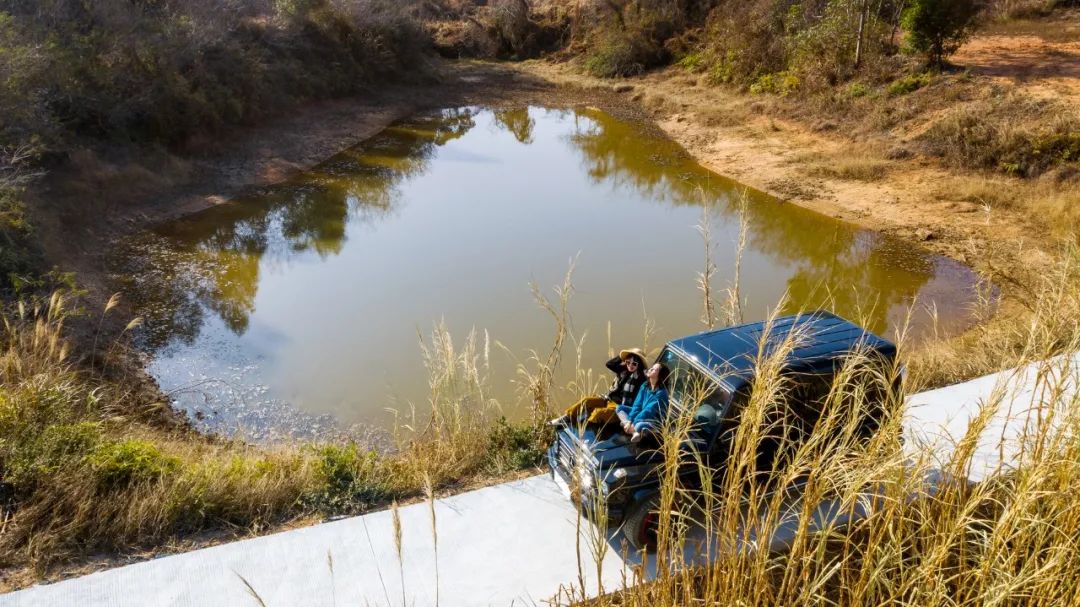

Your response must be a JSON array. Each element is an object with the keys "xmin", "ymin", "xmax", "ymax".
[{"xmin": 952, "ymin": 9, "xmax": 1080, "ymax": 103}]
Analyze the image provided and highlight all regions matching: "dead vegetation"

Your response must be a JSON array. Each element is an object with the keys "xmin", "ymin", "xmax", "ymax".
[
  {"xmin": 426, "ymin": 0, "xmax": 571, "ymax": 59},
  {"xmin": 0, "ymin": 0, "xmax": 1077, "ymax": 594},
  {"xmin": 0, "ymin": 283, "xmax": 565, "ymax": 584},
  {"xmin": 564, "ymin": 303, "xmax": 1080, "ymax": 606}
]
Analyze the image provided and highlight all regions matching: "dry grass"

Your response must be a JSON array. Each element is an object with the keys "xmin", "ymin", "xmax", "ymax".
[
  {"xmin": 918, "ymin": 97, "xmax": 1079, "ymax": 178},
  {"xmin": 987, "ymin": 0, "xmax": 1079, "ymax": 27},
  {"xmin": 1028, "ymin": 178, "xmax": 1080, "ymax": 237},
  {"xmin": 560, "ymin": 296, "xmax": 1080, "ymax": 606},
  {"xmin": 0, "ymin": 289, "xmax": 556, "ymax": 580},
  {"xmin": 907, "ymin": 245, "xmax": 1080, "ymax": 390},
  {"xmin": 6, "ymin": 243, "xmax": 1080, "ymax": 604},
  {"xmin": 231, "ymin": 261, "xmax": 1080, "ymax": 605},
  {"xmin": 806, "ymin": 158, "xmax": 891, "ymax": 182},
  {"xmin": 933, "ymin": 172, "xmax": 1080, "ymax": 237}
]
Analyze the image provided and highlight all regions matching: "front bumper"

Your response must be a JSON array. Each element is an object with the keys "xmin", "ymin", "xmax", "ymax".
[{"xmin": 547, "ymin": 440, "xmax": 628, "ymax": 525}]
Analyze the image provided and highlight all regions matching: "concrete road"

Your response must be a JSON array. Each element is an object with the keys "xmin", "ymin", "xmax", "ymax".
[
  {"xmin": 2, "ymin": 475, "xmax": 631, "ymax": 607},
  {"xmin": 4, "ymin": 353, "xmax": 1076, "ymax": 606}
]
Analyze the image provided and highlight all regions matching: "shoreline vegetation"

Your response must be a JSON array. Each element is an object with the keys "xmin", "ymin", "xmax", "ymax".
[{"xmin": 1, "ymin": 0, "xmax": 1078, "ymax": 593}]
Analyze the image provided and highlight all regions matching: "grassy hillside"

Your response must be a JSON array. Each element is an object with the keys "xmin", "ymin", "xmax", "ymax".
[
  {"xmin": 0, "ymin": 0, "xmax": 431, "ymax": 290},
  {"xmin": 0, "ymin": 294, "xmax": 552, "ymax": 582}
]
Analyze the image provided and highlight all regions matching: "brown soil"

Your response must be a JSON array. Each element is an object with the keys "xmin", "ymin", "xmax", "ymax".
[{"xmin": 952, "ymin": 10, "xmax": 1080, "ymax": 103}]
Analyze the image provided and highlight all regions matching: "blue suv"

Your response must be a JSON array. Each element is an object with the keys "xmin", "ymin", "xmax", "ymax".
[{"xmin": 547, "ymin": 312, "xmax": 899, "ymax": 551}]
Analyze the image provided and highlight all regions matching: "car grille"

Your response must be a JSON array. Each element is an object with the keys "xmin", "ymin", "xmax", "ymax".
[{"xmin": 556, "ymin": 432, "xmax": 577, "ymax": 474}]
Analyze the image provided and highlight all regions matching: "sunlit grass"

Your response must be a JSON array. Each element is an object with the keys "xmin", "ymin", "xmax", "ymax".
[
  {"xmin": 566, "ymin": 296, "xmax": 1080, "ymax": 606},
  {"xmin": 0, "ymin": 292, "xmax": 553, "ymax": 578}
]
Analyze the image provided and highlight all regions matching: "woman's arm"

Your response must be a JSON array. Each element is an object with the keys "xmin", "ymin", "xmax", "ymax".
[
  {"xmin": 632, "ymin": 389, "xmax": 669, "ymax": 431},
  {"xmin": 605, "ymin": 356, "xmax": 624, "ymax": 373},
  {"xmin": 627, "ymin": 388, "xmax": 650, "ymax": 422}
]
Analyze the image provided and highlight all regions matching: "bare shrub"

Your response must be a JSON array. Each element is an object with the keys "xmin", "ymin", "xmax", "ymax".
[
  {"xmin": 0, "ymin": 0, "xmax": 430, "ymax": 147},
  {"xmin": 919, "ymin": 97, "xmax": 1080, "ymax": 176}
]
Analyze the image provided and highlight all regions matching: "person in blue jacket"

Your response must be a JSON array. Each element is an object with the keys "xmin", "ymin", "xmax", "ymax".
[{"xmin": 616, "ymin": 362, "xmax": 670, "ymax": 443}]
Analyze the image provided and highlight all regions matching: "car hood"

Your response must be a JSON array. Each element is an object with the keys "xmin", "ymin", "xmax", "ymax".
[{"xmin": 557, "ymin": 425, "xmax": 665, "ymax": 469}]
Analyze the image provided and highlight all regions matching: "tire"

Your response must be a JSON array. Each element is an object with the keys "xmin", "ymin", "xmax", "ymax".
[{"xmin": 622, "ymin": 492, "xmax": 661, "ymax": 552}]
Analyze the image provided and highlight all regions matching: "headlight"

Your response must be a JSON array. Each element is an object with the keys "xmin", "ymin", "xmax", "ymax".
[
  {"xmin": 613, "ymin": 468, "xmax": 628, "ymax": 481},
  {"xmin": 576, "ymin": 464, "xmax": 594, "ymax": 491}
]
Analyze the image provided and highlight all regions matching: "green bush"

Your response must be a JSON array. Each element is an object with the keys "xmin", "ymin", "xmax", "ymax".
[
  {"xmin": 902, "ymin": 0, "xmax": 981, "ymax": 68},
  {"xmin": 274, "ymin": 0, "xmax": 327, "ymax": 19},
  {"xmin": 677, "ymin": 51, "xmax": 707, "ymax": 73},
  {"xmin": 846, "ymin": 83, "xmax": 872, "ymax": 98},
  {"xmin": 585, "ymin": 29, "xmax": 664, "ymax": 78},
  {"xmin": 301, "ymin": 444, "xmax": 392, "ymax": 513},
  {"xmin": 0, "ymin": 185, "xmax": 40, "ymax": 292},
  {"xmin": 750, "ymin": 71, "xmax": 801, "ymax": 96},
  {"xmin": 483, "ymin": 417, "xmax": 548, "ymax": 473},
  {"xmin": 86, "ymin": 440, "xmax": 180, "ymax": 488},
  {"xmin": 1032, "ymin": 132, "xmax": 1080, "ymax": 165},
  {"xmin": 887, "ymin": 71, "xmax": 934, "ymax": 95},
  {"xmin": 3, "ymin": 422, "xmax": 102, "ymax": 489}
]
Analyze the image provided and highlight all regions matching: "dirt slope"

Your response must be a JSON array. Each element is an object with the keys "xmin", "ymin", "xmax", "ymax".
[{"xmin": 952, "ymin": 9, "xmax": 1080, "ymax": 103}]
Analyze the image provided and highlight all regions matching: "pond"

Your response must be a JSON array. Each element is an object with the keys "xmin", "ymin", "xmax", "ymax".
[{"xmin": 116, "ymin": 106, "xmax": 982, "ymax": 440}]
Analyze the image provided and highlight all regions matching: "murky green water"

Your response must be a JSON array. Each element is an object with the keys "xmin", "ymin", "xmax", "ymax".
[{"xmin": 117, "ymin": 106, "xmax": 981, "ymax": 440}]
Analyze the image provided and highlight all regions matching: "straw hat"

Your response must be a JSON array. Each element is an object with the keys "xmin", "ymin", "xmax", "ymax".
[{"xmin": 618, "ymin": 348, "xmax": 648, "ymax": 365}]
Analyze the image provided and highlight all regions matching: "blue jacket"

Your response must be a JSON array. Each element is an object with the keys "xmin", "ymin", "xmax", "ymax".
[{"xmin": 616, "ymin": 384, "xmax": 669, "ymax": 432}]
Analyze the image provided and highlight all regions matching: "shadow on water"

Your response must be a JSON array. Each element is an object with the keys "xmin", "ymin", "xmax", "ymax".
[{"xmin": 113, "ymin": 106, "xmax": 982, "ymax": 439}]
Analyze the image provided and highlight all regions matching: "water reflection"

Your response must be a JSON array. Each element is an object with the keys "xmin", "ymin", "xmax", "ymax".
[
  {"xmin": 492, "ymin": 108, "xmax": 535, "ymax": 144},
  {"xmin": 116, "ymin": 106, "xmax": 979, "ymax": 438},
  {"xmin": 126, "ymin": 110, "xmax": 480, "ymax": 351},
  {"xmin": 568, "ymin": 107, "xmax": 944, "ymax": 334}
]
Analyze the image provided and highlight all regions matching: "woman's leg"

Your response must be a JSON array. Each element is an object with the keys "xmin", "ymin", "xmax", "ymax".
[
  {"xmin": 553, "ymin": 396, "xmax": 613, "ymax": 426},
  {"xmin": 586, "ymin": 401, "xmax": 621, "ymax": 425},
  {"xmin": 630, "ymin": 418, "xmax": 659, "ymax": 442}
]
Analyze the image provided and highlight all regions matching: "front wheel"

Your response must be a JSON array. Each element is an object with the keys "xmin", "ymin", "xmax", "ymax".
[{"xmin": 622, "ymin": 493, "xmax": 662, "ymax": 552}]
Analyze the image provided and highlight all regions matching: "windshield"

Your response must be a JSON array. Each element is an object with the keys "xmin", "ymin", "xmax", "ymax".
[{"xmin": 658, "ymin": 348, "xmax": 729, "ymax": 438}]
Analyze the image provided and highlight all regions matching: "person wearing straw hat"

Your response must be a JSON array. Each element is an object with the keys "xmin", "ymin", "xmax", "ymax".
[
  {"xmin": 550, "ymin": 348, "xmax": 649, "ymax": 427},
  {"xmin": 616, "ymin": 361, "xmax": 670, "ymax": 443}
]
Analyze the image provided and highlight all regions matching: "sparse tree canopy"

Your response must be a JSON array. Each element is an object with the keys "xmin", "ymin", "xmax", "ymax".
[{"xmin": 902, "ymin": 0, "xmax": 981, "ymax": 68}]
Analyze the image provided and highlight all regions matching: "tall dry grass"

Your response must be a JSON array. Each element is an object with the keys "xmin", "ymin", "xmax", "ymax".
[
  {"xmin": 908, "ymin": 244, "xmax": 1080, "ymax": 391},
  {"xmin": 0, "ymin": 286, "xmax": 557, "ymax": 578},
  {"xmin": 561, "ymin": 297, "xmax": 1080, "ymax": 606},
  {"xmin": 5, "ymin": 214, "xmax": 1079, "ymax": 601}
]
